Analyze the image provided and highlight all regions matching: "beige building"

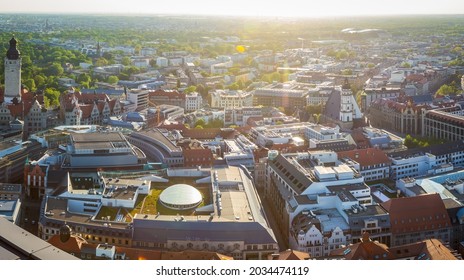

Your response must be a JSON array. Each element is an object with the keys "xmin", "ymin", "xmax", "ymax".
[{"xmin": 211, "ymin": 90, "xmax": 253, "ymax": 109}]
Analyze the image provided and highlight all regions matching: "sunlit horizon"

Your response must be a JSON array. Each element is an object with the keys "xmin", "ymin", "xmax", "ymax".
[{"xmin": 1, "ymin": 0, "xmax": 464, "ymax": 18}]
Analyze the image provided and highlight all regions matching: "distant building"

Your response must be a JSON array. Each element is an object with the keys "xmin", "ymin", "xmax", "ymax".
[
  {"xmin": 224, "ymin": 107, "xmax": 262, "ymax": 127},
  {"xmin": 253, "ymin": 83, "xmax": 308, "ymax": 110},
  {"xmin": 361, "ymin": 88, "xmax": 402, "ymax": 112},
  {"xmin": 368, "ymin": 97, "xmax": 428, "ymax": 135},
  {"xmin": 322, "ymin": 79, "xmax": 363, "ymax": 129},
  {"xmin": 59, "ymin": 89, "xmax": 121, "ymax": 125},
  {"xmin": 149, "ymin": 89, "xmax": 185, "ymax": 108},
  {"xmin": 210, "ymin": 90, "xmax": 253, "ymax": 109},
  {"xmin": 184, "ymin": 92, "xmax": 203, "ymax": 112},
  {"xmin": 422, "ymin": 103, "xmax": 464, "ymax": 141}
]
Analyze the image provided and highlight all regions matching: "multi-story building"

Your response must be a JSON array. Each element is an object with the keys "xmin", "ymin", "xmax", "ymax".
[
  {"xmin": 266, "ymin": 151, "xmax": 371, "ymax": 246},
  {"xmin": 250, "ymin": 122, "xmax": 345, "ymax": 148},
  {"xmin": 210, "ymin": 90, "xmax": 253, "ymax": 109},
  {"xmin": 23, "ymin": 162, "xmax": 47, "ymax": 200},
  {"xmin": 184, "ymin": 92, "xmax": 203, "ymax": 112},
  {"xmin": 128, "ymin": 129, "xmax": 183, "ymax": 167},
  {"xmin": 59, "ymin": 90, "xmax": 121, "ymax": 126},
  {"xmin": 224, "ymin": 107, "xmax": 262, "ymax": 127},
  {"xmin": 368, "ymin": 97, "xmax": 427, "ymax": 135},
  {"xmin": 338, "ymin": 148, "xmax": 391, "ymax": 182},
  {"xmin": 306, "ymin": 87, "xmax": 332, "ymax": 105},
  {"xmin": 253, "ymin": 83, "xmax": 308, "ymax": 110},
  {"xmin": 127, "ymin": 89, "xmax": 149, "ymax": 111},
  {"xmin": 39, "ymin": 166, "xmax": 278, "ymax": 260},
  {"xmin": 148, "ymin": 89, "xmax": 185, "ymax": 108},
  {"xmin": 64, "ymin": 132, "xmax": 146, "ymax": 169},
  {"xmin": 0, "ymin": 138, "xmax": 46, "ymax": 183},
  {"xmin": 250, "ymin": 123, "xmax": 309, "ymax": 147},
  {"xmin": 177, "ymin": 139, "xmax": 214, "ymax": 168},
  {"xmin": 223, "ymin": 135, "xmax": 257, "ymax": 169},
  {"xmin": 387, "ymin": 141, "xmax": 464, "ymax": 180},
  {"xmin": 380, "ymin": 194, "xmax": 452, "ymax": 247},
  {"xmin": 0, "ymin": 183, "xmax": 21, "ymax": 200},
  {"xmin": 0, "ymin": 183, "xmax": 22, "ymax": 224},
  {"xmin": 345, "ymin": 204, "xmax": 391, "ymax": 246},
  {"xmin": 422, "ymin": 103, "xmax": 464, "ymax": 141},
  {"xmin": 361, "ymin": 87, "xmax": 402, "ymax": 112}
]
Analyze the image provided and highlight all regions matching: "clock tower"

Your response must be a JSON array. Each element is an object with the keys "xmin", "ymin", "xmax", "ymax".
[{"xmin": 4, "ymin": 36, "xmax": 22, "ymax": 103}]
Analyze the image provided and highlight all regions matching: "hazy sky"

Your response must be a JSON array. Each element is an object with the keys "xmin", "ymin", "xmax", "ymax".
[{"xmin": 2, "ymin": 0, "xmax": 464, "ymax": 17}]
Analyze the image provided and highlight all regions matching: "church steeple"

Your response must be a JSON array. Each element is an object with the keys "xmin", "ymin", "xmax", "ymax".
[{"xmin": 6, "ymin": 36, "xmax": 20, "ymax": 60}]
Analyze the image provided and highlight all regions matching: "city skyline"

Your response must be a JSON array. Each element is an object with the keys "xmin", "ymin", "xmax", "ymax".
[{"xmin": 1, "ymin": 0, "xmax": 464, "ymax": 17}]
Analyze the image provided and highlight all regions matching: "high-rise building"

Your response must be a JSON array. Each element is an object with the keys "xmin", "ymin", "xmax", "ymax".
[{"xmin": 4, "ymin": 36, "xmax": 22, "ymax": 103}]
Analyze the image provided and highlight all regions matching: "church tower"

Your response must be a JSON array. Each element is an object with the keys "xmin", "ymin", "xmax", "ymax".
[{"xmin": 4, "ymin": 36, "xmax": 22, "ymax": 103}]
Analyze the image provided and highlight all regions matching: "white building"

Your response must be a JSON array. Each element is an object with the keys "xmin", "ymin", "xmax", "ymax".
[
  {"xmin": 156, "ymin": 57, "xmax": 168, "ymax": 67},
  {"xmin": 266, "ymin": 151, "xmax": 371, "ymax": 247},
  {"xmin": 291, "ymin": 210, "xmax": 349, "ymax": 257},
  {"xmin": 210, "ymin": 90, "xmax": 253, "ymax": 109},
  {"xmin": 224, "ymin": 106, "xmax": 262, "ymax": 126},
  {"xmin": 185, "ymin": 92, "xmax": 203, "ymax": 112},
  {"xmin": 127, "ymin": 89, "xmax": 149, "ymax": 111}
]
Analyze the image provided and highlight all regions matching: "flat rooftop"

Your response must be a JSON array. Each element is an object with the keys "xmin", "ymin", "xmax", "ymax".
[
  {"xmin": 0, "ymin": 200, "xmax": 17, "ymax": 216},
  {"xmin": 316, "ymin": 208, "xmax": 350, "ymax": 232},
  {"xmin": 43, "ymin": 197, "xmax": 128, "ymax": 229},
  {"xmin": 345, "ymin": 204, "xmax": 388, "ymax": 217},
  {"xmin": 0, "ymin": 183, "xmax": 22, "ymax": 194}
]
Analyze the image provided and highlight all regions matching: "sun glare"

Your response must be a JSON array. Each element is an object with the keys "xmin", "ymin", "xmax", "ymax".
[{"xmin": 2, "ymin": 0, "xmax": 464, "ymax": 17}]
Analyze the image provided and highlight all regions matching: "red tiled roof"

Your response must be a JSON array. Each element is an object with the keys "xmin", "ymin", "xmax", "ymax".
[
  {"xmin": 6, "ymin": 100, "xmax": 35, "ymax": 118},
  {"xmin": 75, "ymin": 91, "xmax": 109, "ymax": 103},
  {"xmin": 269, "ymin": 249, "xmax": 310, "ymax": 260},
  {"xmin": 108, "ymin": 99, "xmax": 117, "ymax": 112},
  {"xmin": 331, "ymin": 234, "xmax": 457, "ymax": 260},
  {"xmin": 97, "ymin": 102, "xmax": 106, "ymax": 114},
  {"xmin": 392, "ymin": 239, "xmax": 457, "ymax": 260},
  {"xmin": 406, "ymin": 74, "xmax": 428, "ymax": 84},
  {"xmin": 79, "ymin": 104, "xmax": 94, "ymax": 119},
  {"xmin": 337, "ymin": 148, "xmax": 391, "ymax": 168},
  {"xmin": 381, "ymin": 194, "xmax": 451, "ymax": 234},
  {"xmin": 48, "ymin": 235, "xmax": 87, "ymax": 256}
]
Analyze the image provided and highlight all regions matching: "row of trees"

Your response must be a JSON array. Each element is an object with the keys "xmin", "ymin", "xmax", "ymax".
[
  {"xmin": 403, "ymin": 134, "xmax": 444, "ymax": 149},
  {"xmin": 194, "ymin": 118, "xmax": 224, "ymax": 129}
]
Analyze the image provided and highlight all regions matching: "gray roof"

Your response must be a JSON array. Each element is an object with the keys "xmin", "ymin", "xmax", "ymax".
[
  {"xmin": 323, "ymin": 89, "xmax": 341, "ymax": 120},
  {"xmin": 0, "ymin": 218, "xmax": 79, "ymax": 260},
  {"xmin": 132, "ymin": 219, "xmax": 276, "ymax": 245},
  {"xmin": 268, "ymin": 154, "xmax": 313, "ymax": 195},
  {"xmin": 388, "ymin": 140, "xmax": 464, "ymax": 158}
]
